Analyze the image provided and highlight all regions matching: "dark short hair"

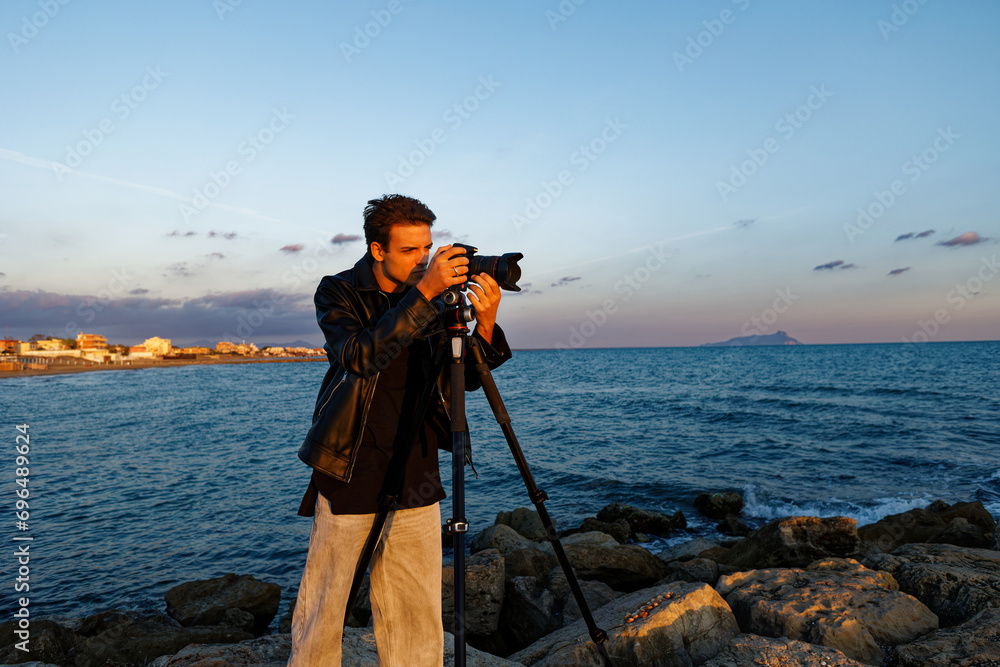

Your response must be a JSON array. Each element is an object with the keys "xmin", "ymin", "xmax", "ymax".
[{"xmin": 363, "ymin": 194, "xmax": 435, "ymax": 251}]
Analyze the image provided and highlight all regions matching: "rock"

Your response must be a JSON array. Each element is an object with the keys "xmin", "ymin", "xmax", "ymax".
[
  {"xmin": 442, "ymin": 631, "xmax": 526, "ymax": 667},
  {"xmin": 695, "ymin": 492, "xmax": 745, "ymax": 520},
  {"xmin": 717, "ymin": 515, "xmax": 861, "ymax": 569},
  {"xmin": 471, "ymin": 524, "xmax": 535, "ymax": 557},
  {"xmin": 72, "ymin": 609, "xmax": 252, "ymax": 667},
  {"xmin": 928, "ymin": 516, "xmax": 991, "ymax": 548},
  {"xmin": 495, "ymin": 507, "xmax": 553, "ymax": 542},
  {"xmin": 858, "ymin": 500, "xmax": 996, "ymax": 552},
  {"xmin": 703, "ymin": 634, "xmax": 870, "ymax": 666},
  {"xmin": 596, "ymin": 502, "xmax": 686, "ymax": 537},
  {"xmin": 540, "ymin": 531, "xmax": 670, "ymax": 592},
  {"xmin": 657, "ymin": 537, "xmax": 721, "ymax": 563},
  {"xmin": 510, "ymin": 581, "xmax": 739, "ymax": 666},
  {"xmin": 895, "ymin": 606, "xmax": 1000, "ymax": 666},
  {"xmin": 546, "ymin": 568, "xmax": 623, "ymax": 625},
  {"xmin": 993, "ymin": 526, "xmax": 1000, "ymax": 551},
  {"xmin": 504, "ymin": 548, "xmax": 557, "ymax": 581},
  {"xmin": 716, "ymin": 558, "xmax": 938, "ymax": 665},
  {"xmin": 442, "ymin": 549, "xmax": 505, "ymax": 636},
  {"xmin": 497, "ymin": 576, "xmax": 561, "ymax": 652},
  {"xmin": 0, "ymin": 619, "xmax": 77, "ymax": 666},
  {"xmin": 149, "ymin": 632, "xmax": 294, "ymax": 667},
  {"xmin": 278, "ymin": 600, "xmax": 294, "ymax": 633},
  {"xmin": 717, "ymin": 514, "xmax": 751, "ymax": 537},
  {"xmin": 863, "ymin": 543, "xmax": 1000, "ymax": 626},
  {"xmin": 663, "ymin": 557, "xmax": 720, "ymax": 585},
  {"xmin": 578, "ymin": 517, "xmax": 630, "ymax": 544},
  {"xmin": 164, "ymin": 573, "xmax": 280, "ymax": 636}
]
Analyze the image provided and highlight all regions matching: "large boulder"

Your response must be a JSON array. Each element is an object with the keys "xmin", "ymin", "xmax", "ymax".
[
  {"xmin": 895, "ymin": 606, "xmax": 1000, "ymax": 667},
  {"xmin": 504, "ymin": 547, "xmax": 558, "ymax": 581},
  {"xmin": 857, "ymin": 500, "xmax": 995, "ymax": 552},
  {"xmin": 148, "ymin": 632, "xmax": 293, "ymax": 667},
  {"xmin": 540, "ymin": 531, "xmax": 670, "ymax": 592},
  {"xmin": 993, "ymin": 525, "xmax": 1000, "ymax": 551},
  {"xmin": 495, "ymin": 507, "xmax": 552, "ymax": 542},
  {"xmin": 695, "ymin": 492, "xmax": 745, "ymax": 520},
  {"xmin": 0, "ymin": 619, "xmax": 78, "ymax": 666},
  {"xmin": 72, "ymin": 609, "xmax": 252, "ymax": 667},
  {"xmin": 663, "ymin": 557, "xmax": 720, "ymax": 586},
  {"xmin": 596, "ymin": 502, "xmax": 686, "ymax": 538},
  {"xmin": 497, "ymin": 576, "xmax": 561, "ymax": 652},
  {"xmin": 714, "ymin": 516, "xmax": 861, "ymax": 569},
  {"xmin": 863, "ymin": 543, "xmax": 1000, "ymax": 626},
  {"xmin": 657, "ymin": 537, "xmax": 721, "ymax": 563},
  {"xmin": 471, "ymin": 524, "xmax": 535, "ymax": 558},
  {"xmin": 546, "ymin": 568, "xmax": 624, "ymax": 626},
  {"xmin": 164, "ymin": 573, "xmax": 280, "ymax": 636},
  {"xmin": 716, "ymin": 558, "xmax": 938, "ymax": 666},
  {"xmin": 703, "ymin": 634, "xmax": 870, "ymax": 667},
  {"xmin": 442, "ymin": 549, "xmax": 505, "ymax": 637},
  {"xmin": 511, "ymin": 581, "xmax": 739, "ymax": 666},
  {"xmin": 577, "ymin": 517, "xmax": 631, "ymax": 544}
]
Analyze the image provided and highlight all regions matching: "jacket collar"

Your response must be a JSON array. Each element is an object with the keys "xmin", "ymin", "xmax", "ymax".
[{"xmin": 352, "ymin": 253, "xmax": 381, "ymax": 291}]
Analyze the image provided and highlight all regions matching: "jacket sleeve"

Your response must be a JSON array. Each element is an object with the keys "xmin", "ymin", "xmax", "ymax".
[
  {"xmin": 465, "ymin": 323, "xmax": 513, "ymax": 391},
  {"xmin": 315, "ymin": 276, "xmax": 440, "ymax": 379}
]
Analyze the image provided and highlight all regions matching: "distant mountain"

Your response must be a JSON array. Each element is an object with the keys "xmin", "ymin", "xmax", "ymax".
[{"xmin": 701, "ymin": 330, "xmax": 803, "ymax": 347}]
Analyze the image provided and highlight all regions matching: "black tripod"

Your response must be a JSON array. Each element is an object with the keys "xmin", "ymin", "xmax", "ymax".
[
  {"xmin": 442, "ymin": 291, "xmax": 612, "ymax": 666},
  {"xmin": 345, "ymin": 290, "xmax": 613, "ymax": 667}
]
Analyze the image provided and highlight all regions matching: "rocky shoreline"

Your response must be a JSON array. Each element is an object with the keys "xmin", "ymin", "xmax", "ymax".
[{"xmin": 3, "ymin": 495, "xmax": 998, "ymax": 666}]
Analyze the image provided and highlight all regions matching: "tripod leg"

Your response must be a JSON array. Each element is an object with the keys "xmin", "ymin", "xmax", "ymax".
[
  {"xmin": 447, "ymin": 335, "xmax": 469, "ymax": 667},
  {"xmin": 466, "ymin": 339, "xmax": 613, "ymax": 667}
]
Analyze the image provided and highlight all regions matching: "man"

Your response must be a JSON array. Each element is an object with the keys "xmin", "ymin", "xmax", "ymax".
[{"xmin": 287, "ymin": 194, "xmax": 512, "ymax": 666}]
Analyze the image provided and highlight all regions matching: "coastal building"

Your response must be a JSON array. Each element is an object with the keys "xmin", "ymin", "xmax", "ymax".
[
  {"xmin": 36, "ymin": 339, "xmax": 68, "ymax": 351},
  {"xmin": 18, "ymin": 341, "xmax": 36, "ymax": 354},
  {"xmin": 129, "ymin": 344, "xmax": 155, "ymax": 360},
  {"xmin": 234, "ymin": 342, "xmax": 259, "ymax": 356},
  {"xmin": 77, "ymin": 333, "xmax": 108, "ymax": 350},
  {"xmin": 215, "ymin": 341, "xmax": 238, "ymax": 354},
  {"xmin": 143, "ymin": 337, "xmax": 172, "ymax": 357},
  {"xmin": 181, "ymin": 347, "xmax": 210, "ymax": 355},
  {"xmin": 0, "ymin": 339, "xmax": 18, "ymax": 354}
]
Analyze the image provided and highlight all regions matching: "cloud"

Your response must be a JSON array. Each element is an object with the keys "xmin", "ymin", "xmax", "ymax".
[
  {"xmin": 209, "ymin": 252, "xmax": 225, "ymax": 260},
  {"xmin": 733, "ymin": 218, "xmax": 756, "ymax": 228},
  {"xmin": 167, "ymin": 230, "xmax": 197, "ymax": 237},
  {"xmin": 280, "ymin": 244, "xmax": 305, "ymax": 254},
  {"xmin": 0, "ymin": 288, "xmax": 315, "ymax": 345},
  {"xmin": 813, "ymin": 260, "xmax": 856, "ymax": 271},
  {"xmin": 550, "ymin": 276, "xmax": 582, "ymax": 287},
  {"xmin": 896, "ymin": 230, "xmax": 935, "ymax": 241},
  {"xmin": 938, "ymin": 231, "xmax": 985, "ymax": 247},
  {"xmin": 129, "ymin": 288, "xmax": 149, "ymax": 295},
  {"xmin": 331, "ymin": 233, "xmax": 362, "ymax": 245},
  {"xmin": 208, "ymin": 231, "xmax": 238, "ymax": 240},
  {"xmin": 433, "ymin": 229, "xmax": 454, "ymax": 240},
  {"xmin": 165, "ymin": 262, "xmax": 194, "ymax": 278},
  {"xmin": 888, "ymin": 267, "xmax": 911, "ymax": 276},
  {"xmin": 0, "ymin": 272, "xmax": 5, "ymax": 278}
]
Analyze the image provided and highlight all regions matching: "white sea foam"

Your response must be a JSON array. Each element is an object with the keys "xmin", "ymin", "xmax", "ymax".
[{"xmin": 740, "ymin": 484, "xmax": 935, "ymax": 528}]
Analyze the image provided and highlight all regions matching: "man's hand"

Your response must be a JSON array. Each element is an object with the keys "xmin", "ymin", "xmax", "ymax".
[
  {"xmin": 467, "ymin": 273, "xmax": 502, "ymax": 344},
  {"xmin": 416, "ymin": 245, "xmax": 468, "ymax": 302}
]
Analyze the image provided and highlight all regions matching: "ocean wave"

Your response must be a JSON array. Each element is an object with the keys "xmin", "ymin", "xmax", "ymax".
[{"xmin": 740, "ymin": 484, "xmax": 936, "ymax": 527}]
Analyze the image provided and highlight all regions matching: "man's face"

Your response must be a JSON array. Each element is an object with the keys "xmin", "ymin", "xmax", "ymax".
[{"xmin": 371, "ymin": 223, "xmax": 432, "ymax": 292}]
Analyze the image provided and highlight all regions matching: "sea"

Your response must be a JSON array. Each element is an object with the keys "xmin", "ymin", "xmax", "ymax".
[{"xmin": 3, "ymin": 341, "xmax": 999, "ymax": 628}]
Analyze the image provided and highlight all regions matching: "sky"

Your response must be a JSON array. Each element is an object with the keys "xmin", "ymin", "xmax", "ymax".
[{"xmin": 1, "ymin": 0, "xmax": 998, "ymax": 349}]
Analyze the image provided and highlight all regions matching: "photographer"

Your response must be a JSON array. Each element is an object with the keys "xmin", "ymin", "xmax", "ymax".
[{"xmin": 287, "ymin": 194, "xmax": 512, "ymax": 666}]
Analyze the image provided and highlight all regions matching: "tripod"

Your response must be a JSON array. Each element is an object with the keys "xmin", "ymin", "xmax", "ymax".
[{"xmin": 344, "ymin": 291, "xmax": 613, "ymax": 667}]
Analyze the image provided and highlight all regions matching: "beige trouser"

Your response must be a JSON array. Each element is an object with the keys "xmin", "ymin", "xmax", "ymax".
[{"xmin": 287, "ymin": 497, "xmax": 443, "ymax": 666}]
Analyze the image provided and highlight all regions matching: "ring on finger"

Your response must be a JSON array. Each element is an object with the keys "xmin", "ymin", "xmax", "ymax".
[{"xmin": 453, "ymin": 267, "xmax": 460, "ymax": 276}]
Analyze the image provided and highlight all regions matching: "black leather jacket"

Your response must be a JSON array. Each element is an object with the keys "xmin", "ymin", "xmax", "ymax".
[{"xmin": 297, "ymin": 253, "xmax": 512, "ymax": 487}]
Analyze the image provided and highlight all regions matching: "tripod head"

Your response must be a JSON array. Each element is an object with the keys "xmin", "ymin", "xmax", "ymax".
[{"xmin": 438, "ymin": 286, "xmax": 476, "ymax": 334}]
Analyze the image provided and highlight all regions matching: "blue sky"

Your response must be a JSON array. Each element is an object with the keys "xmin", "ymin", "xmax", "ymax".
[{"xmin": 1, "ymin": 0, "xmax": 998, "ymax": 348}]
